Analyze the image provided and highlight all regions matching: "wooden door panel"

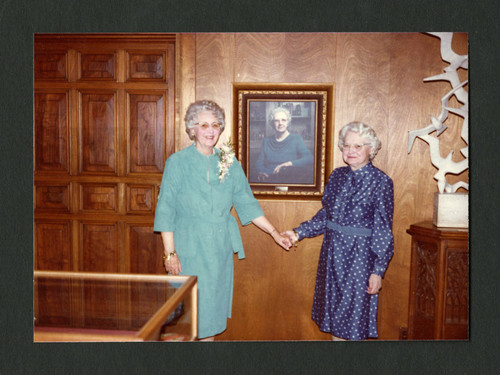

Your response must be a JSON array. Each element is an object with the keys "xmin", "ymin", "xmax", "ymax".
[
  {"xmin": 79, "ymin": 52, "xmax": 116, "ymax": 80},
  {"xmin": 128, "ymin": 93, "xmax": 165, "ymax": 173},
  {"xmin": 35, "ymin": 184, "xmax": 71, "ymax": 213},
  {"xmin": 126, "ymin": 185, "xmax": 155, "ymax": 214},
  {"xmin": 80, "ymin": 222, "xmax": 119, "ymax": 272},
  {"xmin": 35, "ymin": 220, "xmax": 72, "ymax": 270},
  {"xmin": 80, "ymin": 92, "xmax": 117, "ymax": 174},
  {"xmin": 79, "ymin": 183, "xmax": 118, "ymax": 213},
  {"xmin": 128, "ymin": 225, "xmax": 165, "ymax": 274},
  {"xmin": 34, "ymin": 52, "xmax": 67, "ymax": 80},
  {"xmin": 35, "ymin": 35, "xmax": 175, "ymax": 277},
  {"xmin": 126, "ymin": 51, "xmax": 166, "ymax": 81},
  {"xmin": 34, "ymin": 92, "xmax": 69, "ymax": 172}
]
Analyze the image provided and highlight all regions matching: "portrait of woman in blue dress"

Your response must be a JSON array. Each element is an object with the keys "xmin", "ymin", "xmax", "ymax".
[
  {"xmin": 255, "ymin": 106, "xmax": 314, "ymax": 184},
  {"xmin": 283, "ymin": 121, "xmax": 394, "ymax": 340},
  {"xmin": 154, "ymin": 100, "xmax": 291, "ymax": 341}
]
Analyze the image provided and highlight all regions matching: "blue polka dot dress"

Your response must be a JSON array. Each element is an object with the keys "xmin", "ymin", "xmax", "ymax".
[{"xmin": 295, "ymin": 162, "xmax": 394, "ymax": 340}]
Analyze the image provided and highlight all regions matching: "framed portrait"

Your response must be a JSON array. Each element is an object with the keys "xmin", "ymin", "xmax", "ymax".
[{"xmin": 233, "ymin": 83, "xmax": 334, "ymax": 199}]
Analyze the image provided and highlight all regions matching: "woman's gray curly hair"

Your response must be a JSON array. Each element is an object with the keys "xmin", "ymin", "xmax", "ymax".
[
  {"xmin": 338, "ymin": 121, "xmax": 381, "ymax": 160},
  {"xmin": 184, "ymin": 100, "xmax": 225, "ymax": 140},
  {"xmin": 268, "ymin": 106, "xmax": 292, "ymax": 127}
]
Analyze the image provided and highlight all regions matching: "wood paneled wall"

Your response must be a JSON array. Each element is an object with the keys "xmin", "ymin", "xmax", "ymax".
[
  {"xmin": 179, "ymin": 32, "xmax": 468, "ymax": 340},
  {"xmin": 35, "ymin": 33, "xmax": 468, "ymax": 341},
  {"xmin": 34, "ymin": 35, "xmax": 176, "ymax": 275}
]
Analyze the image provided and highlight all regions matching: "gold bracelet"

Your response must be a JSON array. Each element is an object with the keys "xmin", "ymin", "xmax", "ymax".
[
  {"xmin": 293, "ymin": 230, "xmax": 299, "ymax": 247},
  {"xmin": 163, "ymin": 251, "xmax": 177, "ymax": 261}
]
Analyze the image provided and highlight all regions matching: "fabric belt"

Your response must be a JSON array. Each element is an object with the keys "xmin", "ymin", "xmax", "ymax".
[
  {"xmin": 327, "ymin": 221, "xmax": 372, "ymax": 237},
  {"xmin": 178, "ymin": 214, "xmax": 245, "ymax": 259}
]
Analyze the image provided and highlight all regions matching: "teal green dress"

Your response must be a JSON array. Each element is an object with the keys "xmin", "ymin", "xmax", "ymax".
[{"xmin": 154, "ymin": 144, "xmax": 263, "ymax": 338}]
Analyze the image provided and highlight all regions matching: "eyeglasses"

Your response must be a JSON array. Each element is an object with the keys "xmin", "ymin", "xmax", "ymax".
[
  {"xmin": 194, "ymin": 122, "xmax": 222, "ymax": 131},
  {"xmin": 342, "ymin": 143, "xmax": 371, "ymax": 152}
]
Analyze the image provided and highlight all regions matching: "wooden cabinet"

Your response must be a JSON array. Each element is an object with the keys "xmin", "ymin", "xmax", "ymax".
[
  {"xmin": 34, "ymin": 34, "xmax": 176, "ymax": 274},
  {"xmin": 406, "ymin": 222, "xmax": 469, "ymax": 340}
]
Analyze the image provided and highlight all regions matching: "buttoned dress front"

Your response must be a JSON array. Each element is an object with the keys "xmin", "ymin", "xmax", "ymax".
[
  {"xmin": 154, "ymin": 144, "xmax": 263, "ymax": 338},
  {"xmin": 295, "ymin": 162, "xmax": 394, "ymax": 340}
]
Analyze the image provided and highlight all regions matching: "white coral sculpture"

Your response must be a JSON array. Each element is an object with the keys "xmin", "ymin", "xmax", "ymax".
[{"xmin": 408, "ymin": 32, "xmax": 469, "ymax": 193}]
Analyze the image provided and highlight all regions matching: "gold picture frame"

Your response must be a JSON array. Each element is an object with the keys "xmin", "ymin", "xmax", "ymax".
[{"xmin": 233, "ymin": 83, "xmax": 334, "ymax": 199}]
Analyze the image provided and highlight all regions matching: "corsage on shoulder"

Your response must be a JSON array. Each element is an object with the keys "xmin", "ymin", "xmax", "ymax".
[{"xmin": 218, "ymin": 138, "xmax": 235, "ymax": 182}]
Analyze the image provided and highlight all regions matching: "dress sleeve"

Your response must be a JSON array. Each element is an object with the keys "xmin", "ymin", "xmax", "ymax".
[
  {"xmin": 370, "ymin": 177, "xmax": 395, "ymax": 277},
  {"xmin": 294, "ymin": 207, "xmax": 327, "ymax": 239},
  {"xmin": 294, "ymin": 169, "xmax": 336, "ymax": 239},
  {"xmin": 153, "ymin": 156, "xmax": 181, "ymax": 232},
  {"xmin": 231, "ymin": 160, "xmax": 264, "ymax": 225}
]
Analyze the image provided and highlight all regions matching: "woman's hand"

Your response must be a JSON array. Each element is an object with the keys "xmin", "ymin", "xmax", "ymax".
[
  {"xmin": 164, "ymin": 253, "xmax": 182, "ymax": 275},
  {"xmin": 160, "ymin": 232, "xmax": 181, "ymax": 275},
  {"xmin": 281, "ymin": 230, "xmax": 299, "ymax": 246},
  {"xmin": 271, "ymin": 230, "xmax": 292, "ymax": 251},
  {"xmin": 273, "ymin": 161, "xmax": 292, "ymax": 175},
  {"xmin": 251, "ymin": 216, "xmax": 292, "ymax": 251},
  {"xmin": 366, "ymin": 273, "xmax": 382, "ymax": 294}
]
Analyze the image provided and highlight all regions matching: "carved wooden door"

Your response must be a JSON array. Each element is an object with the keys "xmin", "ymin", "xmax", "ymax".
[{"xmin": 34, "ymin": 34, "xmax": 175, "ymax": 274}]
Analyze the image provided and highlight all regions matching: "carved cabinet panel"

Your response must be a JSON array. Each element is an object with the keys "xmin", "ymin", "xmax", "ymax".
[
  {"xmin": 34, "ymin": 34, "xmax": 176, "ymax": 274},
  {"xmin": 407, "ymin": 222, "xmax": 469, "ymax": 340}
]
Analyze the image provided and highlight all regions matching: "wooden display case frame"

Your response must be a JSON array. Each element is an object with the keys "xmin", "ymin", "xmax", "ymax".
[{"xmin": 34, "ymin": 271, "xmax": 198, "ymax": 342}]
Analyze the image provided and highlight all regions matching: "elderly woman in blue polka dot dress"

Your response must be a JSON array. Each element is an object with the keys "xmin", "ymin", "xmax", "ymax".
[{"xmin": 284, "ymin": 122, "xmax": 394, "ymax": 341}]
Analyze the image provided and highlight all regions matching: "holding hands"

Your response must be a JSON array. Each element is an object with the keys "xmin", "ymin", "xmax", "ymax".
[
  {"xmin": 281, "ymin": 230, "xmax": 299, "ymax": 247},
  {"xmin": 270, "ymin": 229, "xmax": 293, "ymax": 250}
]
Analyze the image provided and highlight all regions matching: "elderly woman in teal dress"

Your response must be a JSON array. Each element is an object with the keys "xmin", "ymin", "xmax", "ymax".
[
  {"xmin": 154, "ymin": 100, "xmax": 291, "ymax": 341},
  {"xmin": 256, "ymin": 106, "xmax": 314, "ymax": 184}
]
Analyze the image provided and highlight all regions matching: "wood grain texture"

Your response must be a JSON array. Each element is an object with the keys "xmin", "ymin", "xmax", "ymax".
[
  {"xmin": 34, "ymin": 91, "xmax": 69, "ymax": 172},
  {"xmin": 224, "ymin": 201, "xmax": 331, "ymax": 340},
  {"xmin": 195, "ymin": 33, "xmax": 234, "ymax": 146},
  {"xmin": 34, "ymin": 35, "xmax": 176, "ymax": 275},
  {"xmin": 190, "ymin": 32, "xmax": 468, "ymax": 341},
  {"xmin": 176, "ymin": 34, "xmax": 196, "ymax": 152},
  {"xmin": 273, "ymin": 33, "xmax": 337, "ymax": 83},
  {"xmin": 234, "ymin": 33, "xmax": 274, "ymax": 82}
]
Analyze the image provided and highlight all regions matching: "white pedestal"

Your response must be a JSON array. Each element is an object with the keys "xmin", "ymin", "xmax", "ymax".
[{"xmin": 433, "ymin": 193, "xmax": 468, "ymax": 228}]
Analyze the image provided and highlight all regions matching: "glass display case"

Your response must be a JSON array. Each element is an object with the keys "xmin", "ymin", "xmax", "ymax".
[{"xmin": 34, "ymin": 271, "xmax": 197, "ymax": 342}]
